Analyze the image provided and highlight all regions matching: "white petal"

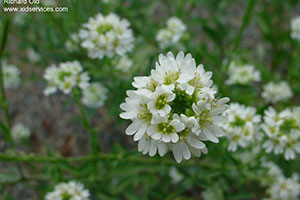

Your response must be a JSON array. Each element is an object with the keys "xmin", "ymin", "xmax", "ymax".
[
  {"xmin": 125, "ymin": 120, "xmax": 141, "ymax": 135},
  {"xmin": 187, "ymin": 136, "xmax": 205, "ymax": 149}
]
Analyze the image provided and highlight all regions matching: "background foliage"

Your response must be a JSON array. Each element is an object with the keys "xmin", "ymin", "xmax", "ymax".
[{"xmin": 0, "ymin": 0, "xmax": 300, "ymax": 199}]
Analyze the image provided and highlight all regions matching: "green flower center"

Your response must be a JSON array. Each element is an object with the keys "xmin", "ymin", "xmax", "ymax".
[
  {"xmin": 164, "ymin": 71, "xmax": 180, "ymax": 85},
  {"xmin": 178, "ymin": 128, "xmax": 189, "ymax": 140},
  {"xmin": 198, "ymin": 110, "xmax": 212, "ymax": 125},
  {"xmin": 62, "ymin": 192, "xmax": 72, "ymax": 200},
  {"xmin": 146, "ymin": 79, "xmax": 159, "ymax": 92},
  {"xmin": 97, "ymin": 23, "xmax": 114, "ymax": 34},
  {"xmin": 188, "ymin": 74, "xmax": 204, "ymax": 90},
  {"xmin": 280, "ymin": 119, "xmax": 298, "ymax": 134},
  {"xmin": 158, "ymin": 122, "xmax": 175, "ymax": 134},
  {"xmin": 138, "ymin": 104, "xmax": 152, "ymax": 122},
  {"xmin": 155, "ymin": 95, "xmax": 167, "ymax": 109},
  {"xmin": 58, "ymin": 71, "xmax": 72, "ymax": 81},
  {"xmin": 231, "ymin": 117, "xmax": 246, "ymax": 127}
]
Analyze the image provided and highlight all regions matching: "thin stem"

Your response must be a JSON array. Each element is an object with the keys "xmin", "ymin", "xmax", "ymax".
[
  {"xmin": 223, "ymin": 0, "xmax": 258, "ymax": 70},
  {"xmin": 0, "ymin": 152, "xmax": 218, "ymax": 168},
  {"xmin": 0, "ymin": 14, "xmax": 13, "ymax": 145},
  {"xmin": 73, "ymin": 92, "xmax": 100, "ymax": 154},
  {"xmin": 233, "ymin": 0, "xmax": 257, "ymax": 51}
]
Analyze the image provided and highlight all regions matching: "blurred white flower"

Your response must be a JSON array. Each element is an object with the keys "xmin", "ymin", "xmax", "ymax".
[
  {"xmin": 226, "ymin": 61, "xmax": 261, "ymax": 85},
  {"xmin": 14, "ymin": 13, "xmax": 27, "ymax": 26},
  {"xmin": 79, "ymin": 13, "xmax": 134, "ymax": 59},
  {"xmin": 115, "ymin": 56, "xmax": 133, "ymax": 73},
  {"xmin": 262, "ymin": 107, "xmax": 300, "ymax": 160},
  {"xmin": 169, "ymin": 167, "xmax": 184, "ymax": 184},
  {"xmin": 11, "ymin": 123, "xmax": 30, "ymax": 142},
  {"xmin": 156, "ymin": 17, "xmax": 186, "ymax": 49},
  {"xmin": 202, "ymin": 189, "xmax": 219, "ymax": 200},
  {"xmin": 291, "ymin": 16, "xmax": 300, "ymax": 41},
  {"xmin": 65, "ymin": 33, "xmax": 80, "ymax": 52},
  {"xmin": 2, "ymin": 61, "xmax": 21, "ymax": 89},
  {"xmin": 262, "ymin": 81, "xmax": 293, "ymax": 103},
  {"xmin": 120, "ymin": 52, "xmax": 229, "ymax": 163},
  {"xmin": 261, "ymin": 161, "xmax": 300, "ymax": 200},
  {"xmin": 45, "ymin": 181, "xmax": 90, "ymax": 200},
  {"xmin": 222, "ymin": 103, "xmax": 261, "ymax": 151},
  {"xmin": 43, "ymin": 61, "xmax": 90, "ymax": 95},
  {"xmin": 43, "ymin": 0, "xmax": 57, "ymax": 6},
  {"xmin": 82, "ymin": 82, "xmax": 108, "ymax": 108},
  {"xmin": 27, "ymin": 48, "xmax": 41, "ymax": 63},
  {"xmin": 269, "ymin": 174, "xmax": 300, "ymax": 200}
]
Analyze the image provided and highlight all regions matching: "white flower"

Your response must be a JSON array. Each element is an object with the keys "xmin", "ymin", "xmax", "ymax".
[
  {"xmin": 65, "ymin": 33, "xmax": 80, "ymax": 52},
  {"xmin": 2, "ymin": 61, "xmax": 21, "ymax": 89},
  {"xmin": 291, "ymin": 16, "xmax": 300, "ymax": 41},
  {"xmin": 27, "ymin": 48, "xmax": 41, "ymax": 63},
  {"xmin": 45, "ymin": 181, "xmax": 90, "ymax": 200},
  {"xmin": 261, "ymin": 161, "xmax": 300, "ymax": 200},
  {"xmin": 262, "ymin": 81, "xmax": 293, "ymax": 103},
  {"xmin": 147, "ymin": 85, "xmax": 175, "ymax": 116},
  {"xmin": 79, "ymin": 13, "xmax": 134, "ymax": 59},
  {"xmin": 222, "ymin": 103, "xmax": 261, "ymax": 151},
  {"xmin": 11, "ymin": 123, "xmax": 30, "ymax": 142},
  {"xmin": 262, "ymin": 107, "xmax": 300, "ymax": 160},
  {"xmin": 156, "ymin": 17, "xmax": 186, "ymax": 49},
  {"xmin": 43, "ymin": 61, "xmax": 90, "ymax": 95},
  {"xmin": 115, "ymin": 56, "xmax": 133, "ymax": 73},
  {"xmin": 226, "ymin": 61, "xmax": 261, "ymax": 85},
  {"xmin": 120, "ymin": 52, "xmax": 230, "ymax": 162},
  {"xmin": 82, "ymin": 82, "xmax": 108, "ymax": 108},
  {"xmin": 269, "ymin": 175, "xmax": 300, "ymax": 200},
  {"xmin": 169, "ymin": 167, "xmax": 184, "ymax": 184}
]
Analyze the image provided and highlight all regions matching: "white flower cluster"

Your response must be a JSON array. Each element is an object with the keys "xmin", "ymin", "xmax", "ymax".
[
  {"xmin": 2, "ymin": 61, "xmax": 21, "ymax": 89},
  {"xmin": 45, "ymin": 181, "xmax": 90, "ymax": 200},
  {"xmin": 262, "ymin": 162, "xmax": 300, "ymax": 200},
  {"xmin": 11, "ymin": 123, "xmax": 30, "ymax": 142},
  {"xmin": 226, "ymin": 61, "xmax": 261, "ymax": 85},
  {"xmin": 79, "ymin": 13, "xmax": 134, "ymax": 59},
  {"xmin": 291, "ymin": 16, "xmax": 300, "ymax": 41},
  {"xmin": 222, "ymin": 103, "xmax": 261, "ymax": 152},
  {"xmin": 120, "ymin": 52, "xmax": 229, "ymax": 163},
  {"xmin": 156, "ymin": 17, "xmax": 186, "ymax": 49},
  {"xmin": 114, "ymin": 56, "xmax": 133, "ymax": 73},
  {"xmin": 262, "ymin": 107, "xmax": 300, "ymax": 160},
  {"xmin": 82, "ymin": 82, "xmax": 108, "ymax": 108},
  {"xmin": 43, "ymin": 61, "xmax": 90, "ymax": 95},
  {"xmin": 262, "ymin": 81, "xmax": 293, "ymax": 103}
]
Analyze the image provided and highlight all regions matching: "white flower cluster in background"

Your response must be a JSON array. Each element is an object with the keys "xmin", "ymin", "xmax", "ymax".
[
  {"xmin": 156, "ymin": 17, "xmax": 186, "ymax": 49},
  {"xmin": 262, "ymin": 81, "xmax": 293, "ymax": 103},
  {"xmin": 291, "ymin": 16, "xmax": 300, "ymax": 41},
  {"xmin": 262, "ymin": 107, "xmax": 300, "ymax": 160},
  {"xmin": 82, "ymin": 82, "xmax": 108, "ymax": 108},
  {"xmin": 226, "ymin": 61, "xmax": 261, "ymax": 85},
  {"xmin": 169, "ymin": 167, "xmax": 184, "ymax": 184},
  {"xmin": 65, "ymin": 33, "xmax": 80, "ymax": 52},
  {"xmin": 114, "ymin": 56, "xmax": 133, "ymax": 73},
  {"xmin": 222, "ymin": 103, "xmax": 261, "ymax": 152},
  {"xmin": 79, "ymin": 13, "xmax": 134, "ymax": 59},
  {"xmin": 2, "ymin": 61, "xmax": 21, "ymax": 89},
  {"xmin": 43, "ymin": 61, "xmax": 90, "ymax": 95},
  {"xmin": 262, "ymin": 162, "xmax": 300, "ymax": 200},
  {"xmin": 45, "ymin": 181, "xmax": 90, "ymax": 200},
  {"xmin": 27, "ymin": 48, "xmax": 41, "ymax": 63},
  {"xmin": 120, "ymin": 52, "xmax": 229, "ymax": 163},
  {"xmin": 11, "ymin": 123, "xmax": 30, "ymax": 143}
]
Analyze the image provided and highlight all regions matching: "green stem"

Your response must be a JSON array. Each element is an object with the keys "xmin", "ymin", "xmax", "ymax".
[
  {"xmin": 233, "ymin": 0, "xmax": 258, "ymax": 51},
  {"xmin": 73, "ymin": 92, "xmax": 100, "ymax": 154},
  {"xmin": 0, "ymin": 152, "xmax": 217, "ymax": 168},
  {"xmin": 0, "ymin": 14, "xmax": 13, "ymax": 145},
  {"xmin": 223, "ymin": 0, "xmax": 258, "ymax": 71}
]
